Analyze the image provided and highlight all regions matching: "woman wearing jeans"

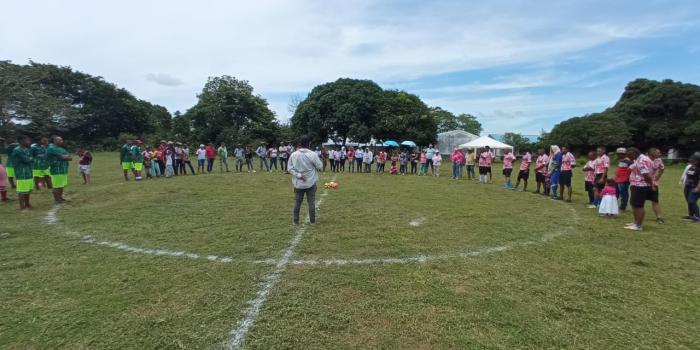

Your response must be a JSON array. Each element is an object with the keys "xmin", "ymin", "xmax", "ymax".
[{"xmin": 682, "ymin": 152, "xmax": 700, "ymax": 223}]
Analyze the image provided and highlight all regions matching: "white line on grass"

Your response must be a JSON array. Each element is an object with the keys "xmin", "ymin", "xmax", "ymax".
[
  {"xmin": 79, "ymin": 235, "xmax": 235, "ymax": 263},
  {"xmin": 225, "ymin": 177, "xmax": 335, "ymax": 350}
]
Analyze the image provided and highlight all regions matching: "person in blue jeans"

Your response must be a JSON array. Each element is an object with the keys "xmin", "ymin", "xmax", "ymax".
[
  {"xmin": 425, "ymin": 144, "xmax": 435, "ymax": 173},
  {"xmin": 614, "ymin": 148, "xmax": 632, "ymax": 210},
  {"xmin": 547, "ymin": 145, "xmax": 562, "ymax": 199},
  {"xmin": 682, "ymin": 152, "xmax": 700, "ymax": 222}
]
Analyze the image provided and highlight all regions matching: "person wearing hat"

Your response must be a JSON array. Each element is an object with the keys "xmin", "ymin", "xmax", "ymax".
[
  {"xmin": 614, "ymin": 147, "xmax": 632, "ymax": 211},
  {"xmin": 120, "ymin": 138, "xmax": 135, "ymax": 181}
]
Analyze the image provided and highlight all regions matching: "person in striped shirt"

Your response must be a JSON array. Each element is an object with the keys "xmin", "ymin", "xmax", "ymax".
[
  {"xmin": 534, "ymin": 149, "xmax": 549, "ymax": 195},
  {"xmin": 11, "ymin": 135, "xmax": 34, "ymax": 210},
  {"xmin": 31, "ymin": 137, "xmax": 52, "ymax": 191},
  {"xmin": 583, "ymin": 151, "xmax": 597, "ymax": 208},
  {"xmin": 513, "ymin": 150, "xmax": 531, "ymax": 191},
  {"xmin": 559, "ymin": 145, "xmax": 576, "ymax": 202},
  {"xmin": 648, "ymin": 148, "xmax": 665, "ymax": 224},
  {"xmin": 625, "ymin": 147, "xmax": 655, "ymax": 231},
  {"xmin": 502, "ymin": 150, "xmax": 516, "ymax": 189}
]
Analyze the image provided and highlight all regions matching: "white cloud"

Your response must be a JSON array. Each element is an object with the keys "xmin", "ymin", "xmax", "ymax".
[{"xmin": 145, "ymin": 73, "xmax": 183, "ymax": 87}]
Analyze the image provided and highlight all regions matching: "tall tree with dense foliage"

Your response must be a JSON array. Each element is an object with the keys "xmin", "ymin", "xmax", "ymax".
[
  {"xmin": 431, "ymin": 107, "xmax": 482, "ymax": 135},
  {"xmin": 292, "ymin": 78, "xmax": 384, "ymax": 144},
  {"xmin": 373, "ymin": 90, "xmax": 436, "ymax": 145},
  {"xmin": 184, "ymin": 76, "xmax": 278, "ymax": 146},
  {"xmin": 502, "ymin": 132, "xmax": 533, "ymax": 153}
]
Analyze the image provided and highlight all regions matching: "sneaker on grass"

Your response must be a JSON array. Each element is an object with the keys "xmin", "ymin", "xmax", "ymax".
[{"xmin": 624, "ymin": 223, "xmax": 642, "ymax": 231}]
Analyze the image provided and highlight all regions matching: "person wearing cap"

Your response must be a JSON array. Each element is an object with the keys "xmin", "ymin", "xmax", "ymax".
[
  {"xmin": 120, "ymin": 138, "xmax": 135, "ymax": 181},
  {"xmin": 196, "ymin": 144, "xmax": 206, "ymax": 173},
  {"xmin": 614, "ymin": 147, "xmax": 632, "ymax": 211},
  {"xmin": 132, "ymin": 140, "xmax": 144, "ymax": 181}
]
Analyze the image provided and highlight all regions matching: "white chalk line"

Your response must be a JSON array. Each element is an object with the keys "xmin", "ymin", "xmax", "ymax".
[
  {"xmin": 409, "ymin": 216, "xmax": 426, "ymax": 227},
  {"xmin": 224, "ymin": 176, "xmax": 336, "ymax": 350}
]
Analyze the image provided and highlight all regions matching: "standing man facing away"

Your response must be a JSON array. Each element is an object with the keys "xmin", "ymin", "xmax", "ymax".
[
  {"xmin": 12, "ymin": 135, "xmax": 34, "ymax": 210},
  {"xmin": 288, "ymin": 136, "xmax": 323, "ymax": 225},
  {"xmin": 47, "ymin": 136, "xmax": 72, "ymax": 204},
  {"xmin": 120, "ymin": 138, "xmax": 134, "ymax": 181},
  {"xmin": 625, "ymin": 147, "xmax": 654, "ymax": 231},
  {"xmin": 513, "ymin": 149, "xmax": 531, "ymax": 191},
  {"xmin": 218, "ymin": 143, "xmax": 230, "ymax": 172},
  {"xmin": 31, "ymin": 136, "xmax": 52, "ymax": 190},
  {"xmin": 256, "ymin": 143, "xmax": 269, "ymax": 172}
]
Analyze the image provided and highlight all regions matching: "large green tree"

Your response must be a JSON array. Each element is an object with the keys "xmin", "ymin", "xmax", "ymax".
[
  {"xmin": 431, "ymin": 107, "xmax": 482, "ymax": 135},
  {"xmin": 184, "ymin": 76, "xmax": 278, "ymax": 146},
  {"xmin": 373, "ymin": 90, "xmax": 436, "ymax": 145},
  {"xmin": 291, "ymin": 78, "xmax": 384, "ymax": 144}
]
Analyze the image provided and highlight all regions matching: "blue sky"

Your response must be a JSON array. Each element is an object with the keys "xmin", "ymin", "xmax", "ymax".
[{"xmin": 2, "ymin": 0, "xmax": 699, "ymax": 135}]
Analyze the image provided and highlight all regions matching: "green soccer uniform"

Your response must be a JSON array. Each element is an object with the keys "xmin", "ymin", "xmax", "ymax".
[
  {"xmin": 131, "ymin": 145, "xmax": 143, "ymax": 171},
  {"xmin": 11, "ymin": 146, "xmax": 34, "ymax": 193},
  {"xmin": 47, "ymin": 144, "xmax": 70, "ymax": 188},
  {"xmin": 31, "ymin": 144, "xmax": 50, "ymax": 177},
  {"xmin": 5, "ymin": 143, "xmax": 17, "ymax": 178},
  {"xmin": 120, "ymin": 144, "xmax": 133, "ymax": 170}
]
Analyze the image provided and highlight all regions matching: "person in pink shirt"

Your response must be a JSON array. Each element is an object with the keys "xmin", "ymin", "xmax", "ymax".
[
  {"xmin": 598, "ymin": 179, "xmax": 619, "ymax": 216},
  {"xmin": 559, "ymin": 145, "xmax": 576, "ymax": 202},
  {"xmin": 625, "ymin": 147, "xmax": 655, "ymax": 231},
  {"xmin": 450, "ymin": 147, "xmax": 464, "ymax": 179},
  {"xmin": 648, "ymin": 147, "xmax": 665, "ymax": 224},
  {"xmin": 419, "ymin": 151, "xmax": 428, "ymax": 175},
  {"xmin": 583, "ymin": 151, "xmax": 597, "ymax": 208},
  {"xmin": 513, "ymin": 150, "xmax": 532, "ymax": 191},
  {"xmin": 593, "ymin": 146, "xmax": 610, "ymax": 200},
  {"xmin": 478, "ymin": 146, "xmax": 494, "ymax": 183},
  {"xmin": 534, "ymin": 149, "xmax": 549, "ymax": 194},
  {"xmin": 502, "ymin": 150, "xmax": 516, "ymax": 189}
]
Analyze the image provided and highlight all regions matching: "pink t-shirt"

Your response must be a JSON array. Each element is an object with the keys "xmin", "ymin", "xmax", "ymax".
[
  {"xmin": 629, "ymin": 154, "xmax": 653, "ymax": 187},
  {"xmin": 478, "ymin": 151, "xmax": 494, "ymax": 167},
  {"xmin": 520, "ymin": 152, "xmax": 532, "ymax": 171},
  {"xmin": 503, "ymin": 153, "xmax": 515, "ymax": 169},
  {"xmin": 601, "ymin": 185, "xmax": 617, "ymax": 196},
  {"xmin": 584, "ymin": 160, "xmax": 596, "ymax": 182},
  {"xmin": 651, "ymin": 158, "xmax": 664, "ymax": 186},
  {"xmin": 595, "ymin": 154, "xmax": 610, "ymax": 175},
  {"xmin": 536, "ymin": 154, "xmax": 549, "ymax": 174},
  {"xmin": 561, "ymin": 152, "xmax": 576, "ymax": 171}
]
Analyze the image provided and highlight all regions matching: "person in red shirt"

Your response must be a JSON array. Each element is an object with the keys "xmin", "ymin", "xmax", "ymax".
[
  {"xmin": 614, "ymin": 148, "xmax": 632, "ymax": 211},
  {"xmin": 157, "ymin": 140, "xmax": 166, "ymax": 175},
  {"xmin": 205, "ymin": 143, "xmax": 216, "ymax": 173}
]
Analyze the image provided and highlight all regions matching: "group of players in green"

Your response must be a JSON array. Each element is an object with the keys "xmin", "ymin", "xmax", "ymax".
[{"xmin": 2, "ymin": 135, "xmax": 72, "ymax": 210}]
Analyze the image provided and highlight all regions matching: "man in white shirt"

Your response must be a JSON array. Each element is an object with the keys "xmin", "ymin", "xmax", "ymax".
[
  {"xmin": 288, "ymin": 136, "xmax": 323, "ymax": 224},
  {"xmin": 363, "ymin": 147, "xmax": 374, "ymax": 173},
  {"xmin": 354, "ymin": 147, "xmax": 364, "ymax": 173}
]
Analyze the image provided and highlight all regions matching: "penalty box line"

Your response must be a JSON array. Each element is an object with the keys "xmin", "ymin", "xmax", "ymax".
[{"xmin": 224, "ymin": 176, "xmax": 335, "ymax": 350}]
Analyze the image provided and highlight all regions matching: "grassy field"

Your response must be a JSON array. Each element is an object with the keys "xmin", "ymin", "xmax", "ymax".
[{"xmin": 1, "ymin": 152, "xmax": 698, "ymax": 349}]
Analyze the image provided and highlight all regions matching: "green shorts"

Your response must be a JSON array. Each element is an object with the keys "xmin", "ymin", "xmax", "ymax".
[
  {"xmin": 121, "ymin": 162, "xmax": 134, "ymax": 170},
  {"xmin": 133, "ymin": 162, "xmax": 143, "ymax": 171},
  {"xmin": 6, "ymin": 166, "xmax": 15, "ymax": 178},
  {"xmin": 33, "ymin": 168, "xmax": 51, "ymax": 177},
  {"xmin": 51, "ymin": 174, "xmax": 68, "ymax": 189},
  {"xmin": 16, "ymin": 178, "xmax": 34, "ymax": 193}
]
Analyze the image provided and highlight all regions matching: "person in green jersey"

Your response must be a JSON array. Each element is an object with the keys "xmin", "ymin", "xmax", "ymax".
[
  {"xmin": 31, "ymin": 136, "xmax": 52, "ymax": 190},
  {"xmin": 132, "ymin": 140, "xmax": 144, "ymax": 181},
  {"xmin": 5, "ymin": 142, "xmax": 18, "ymax": 189},
  {"xmin": 0, "ymin": 137, "xmax": 8, "ymax": 202},
  {"xmin": 11, "ymin": 135, "xmax": 34, "ymax": 210},
  {"xmin": 47, "ymin": 136, "xmax": 73, "ymax": 204},
  {"xmin": 120, "ymin": 138, "xmax": 135, "ymax": 181}
]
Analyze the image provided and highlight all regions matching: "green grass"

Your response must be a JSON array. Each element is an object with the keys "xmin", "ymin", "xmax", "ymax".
[{"xmin": 1, "ymin": 153, "xmax": 698, "ymax": 349}]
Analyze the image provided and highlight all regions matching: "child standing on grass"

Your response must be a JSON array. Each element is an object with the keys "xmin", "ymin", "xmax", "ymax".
[
  {"xmin": 419, "ymin": 151, "xmax": 427, "ymax": 175},
  {"xmin": 598, "ymin": 179, "xmax": 619, "ymax": 216},
  {"xmin": 433, "ymin": 151, "xmax": 442, "ymax": 177},
  {"xmin": 583, "ymin": 151, "xmax": 596, "ymax": 208},
  {"xmin": 77, "ymin": 148, "xmax": 92, "ymax": 184}
]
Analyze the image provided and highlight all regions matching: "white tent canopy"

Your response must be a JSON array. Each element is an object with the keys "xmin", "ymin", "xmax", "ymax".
[{"xmin": 458, "ymin": 136, "xmax": 513, "ymax": 150}]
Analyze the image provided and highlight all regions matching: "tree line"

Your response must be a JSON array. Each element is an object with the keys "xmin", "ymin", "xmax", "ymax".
[{"xmin": 2, "ymin": 61, "xmax": 698, "ymax": 154}]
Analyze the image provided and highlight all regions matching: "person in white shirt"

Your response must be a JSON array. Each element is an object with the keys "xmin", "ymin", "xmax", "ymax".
[
  {"xmin": 363, "ymin": 147, "xmax": 374, "ymax": 173},
  {"xmin": 256, "ymin": 144, "xmax": 269, "ymax": 171},
  {"xmin": 354, "ymin": 147, "xmax": 364, "ymax": 173},
  {"xmin": 288, "ymin": 136, "xmax": 323, "ymax": 224}
]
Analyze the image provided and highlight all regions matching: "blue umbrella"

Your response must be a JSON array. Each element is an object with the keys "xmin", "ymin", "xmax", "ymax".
[
  {"xmin": 383, "ymin": 140, "xmax": 400, "ymax": 147},
  {"xmin": 400, "ymin": 140, "xmax": 417, "ymax": 148}
]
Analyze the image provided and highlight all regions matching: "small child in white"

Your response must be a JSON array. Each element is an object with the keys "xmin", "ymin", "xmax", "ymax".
[{"xmin": 598, "ymin": 179, "xmax": 619, "ymax": 216}]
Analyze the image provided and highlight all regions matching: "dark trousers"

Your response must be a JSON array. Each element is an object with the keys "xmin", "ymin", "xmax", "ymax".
[
  {"xmin": 281, "ymin": 158, "xmax": 288, "ymax": 171},
  {"xmin": 293, "ymin": 184, "xmax": 317, "ymax": 224},
  {"xmin": 184, "ymin": 160, "xmax": 195, "ymax": 174},
  {"xmin": 270, "ymin": 157, "xmax": 278, "ymax": 170},
  {"xmin": 685, "ymin": 184, "xmax": 700, "ymax": 218},
  {"xmin": 411, "ymin": 162, "xmax": 417, "ymax": 174},
  {"xmin": 174, "ymin": 159, "xmax": 182, "ymax": 175},
  {"xmin": 356, "ymin": 159, "xmax": 363, "ymax": 173},
  {"xmin": 207, "ymin": 158, "xmax": 214, "ymax": 173},
  {"xmin": 617, "ymin": 182, "xmax": 630, "ymax": 210}
]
